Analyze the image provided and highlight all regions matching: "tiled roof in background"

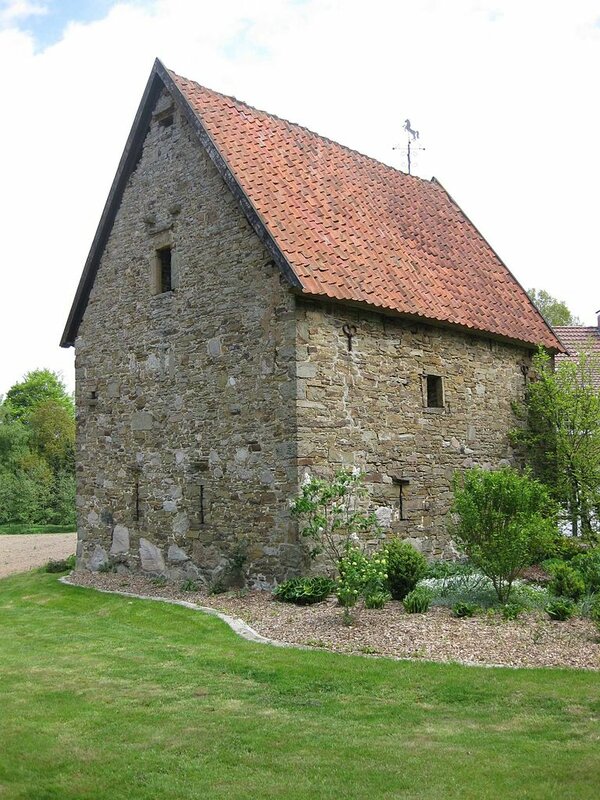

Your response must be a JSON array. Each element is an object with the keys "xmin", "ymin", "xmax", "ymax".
[
  {"xmin": 554, "ymin": 325, "xmax": 600, "ymax": 388},
  {"xmin": 170, "ymin": 69, "xmax": 561, "ymax": 352}
]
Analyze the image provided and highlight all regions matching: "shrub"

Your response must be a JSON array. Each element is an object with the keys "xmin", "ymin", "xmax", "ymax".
[
  {"xmin": 452, "ymin": 602, "xmax": 480, "ymax": 618},
  {"xmin": 570, "ymin": 549, "xmax": 600, "ymax": 594},
  {"xmin": 547, "ymin": 563, "xmax": 586, "ymax": 601},
  {"xmin": 403, "ymin": 587, "xmax": 432, "ymax": 614},
  {"xmin": 180, "ymin": 579, "xmax": 199, "ymax": 592},
  {"xmin": 384, "ymin": 539, "xmax": 427, "ymax": 600},
  {"xmin": 450, "ymin": 467, "xmax": 556, "ymax": 603},
  {"xmin": 546, "ymin": 534, "xmax": 587, "ymax": 562},
  {"xmin": 501, "ymin": 601, "xmax": 524, "ymax": 621},
  {"xmin": 44, "ymin": 556, "xmax": 74, "ymax": 573},
  {"xmin": 424, "ymin": 560, "xmax": 475, "ymax": 580},
  {"xmin": 545, "ymin": 598, "xmax": 576, "ymax": 621},
  {"xmin": 589, "ymin": 595, "xmax": 600, "ymax": 630},
  {"xmin": 336, "ymin": 547, "xmax": 389, "ymax": 621},
  {"xmin": 364, "ymin": 591, "xmax": 390, "ymax": 610},
  {"xmin": 290, "ymin": 469, "xmax": 381, "ymax": 571},
  {"xmin": 273, "ymin": 576, "xmax": 335, "ymax": 605}
]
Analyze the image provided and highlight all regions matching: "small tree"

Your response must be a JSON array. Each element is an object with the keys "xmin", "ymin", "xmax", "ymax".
[
  {"xmin": 450, "ymin": 467, "xmax": 556, "ymax": 603},
  {"xmin": 290, "ymin": 468, "xmax": 381, "ymax": 573},
  {"xmin": 527, "ymin": 288, "xmax": 581, "ymax": 327},
  {"xmin": 512, "ymin": 348, "xmax": 600, "ymax": 539}
]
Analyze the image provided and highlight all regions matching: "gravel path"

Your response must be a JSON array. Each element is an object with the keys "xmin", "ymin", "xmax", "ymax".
[
  {"xmin": 0, "ymin": 533, "xmax": 77, "ymax": 578},
  {"xmin": 69, "ymin": 571, "xmax": 600, "ymax": 671}
]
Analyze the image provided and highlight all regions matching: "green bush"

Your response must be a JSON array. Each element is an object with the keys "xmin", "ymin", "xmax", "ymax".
[
  {"xmin": 44, "ymin": 555, "xmax": 75, "ymax": 573},
  {"xmin": 364, "ymin": 591, "xmax": 390, "ymax": 609},
  {"xmin": 273, "ymin": 576, "xmax": 335, "ymax": 605},
  {"xmin": 403, "ymin": 587, "xmax": 432, "ymax": 614},
  {"xmin": 180, "ymin": 579, "xmax": 199, "ymax": 592},
  {"xmin": 452, "ymin": 602, "xmax": 480, "ymax": 618},
  {"xmin": 570, "ymin": 549, "xmax": 600, "ymax": 594},
  {"xmin": 450, "ymin": 467, "xmax": 556, "ymax": 603},
  {"xmin": 589, "ymin": 595, "xmax": 600, "ymax": 630},
  {"xmin": 424, "ymin": 560, "xmax": 475, "ymax": 580},
  {"xmin": 547, "ymin": 563, "xmax": 586, "ymax": 601},
  {"xmin": 545, "ymin": 598, "xmax": 576, "ymax": 621},
  {"xmin": 501, "ymin": 601, "xmax": 524, "ymax": 621},
  {"xmin": 546, "ymin": 534, "xmax": 587, "ymax": 562},
  {"xmin": 384, "ymin": 539, "xmax": 427, "ymax": 600}
]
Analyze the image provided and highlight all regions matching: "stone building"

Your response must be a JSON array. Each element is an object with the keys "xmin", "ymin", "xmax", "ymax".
[{"xmin": 61, "ymin": 59, "xmax": 562, "ymax": 586}]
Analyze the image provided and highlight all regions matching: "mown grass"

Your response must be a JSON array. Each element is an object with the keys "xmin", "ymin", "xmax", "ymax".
[
  {"xmin": 0, "ymin": 571, "xmax": 599, "ymax": 800},
  {"xmin": 0, "ymin": 523, "xmax": 75, "ymax": 535}
]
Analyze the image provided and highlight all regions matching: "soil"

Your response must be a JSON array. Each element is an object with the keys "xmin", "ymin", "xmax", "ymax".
[
  {"xmin": 68, "ymin": 571, "xmax": 600, "ymax": 671},
  {"xmin": 0, "ymin": 533, "xmax": 77, "ymax": 578}
]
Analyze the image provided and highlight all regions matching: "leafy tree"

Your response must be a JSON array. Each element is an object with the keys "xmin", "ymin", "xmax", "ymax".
[
  {"xmin": 0, "ymin": 369, "xmax": 75, "ymax": 527},
  {"xmin": 512, "ymin": 348, "xmax": 600, "ymax": 539},
  {"xmin": 29, "ymin": 399, "xmax": 75, "ymax": 473},
  {"xmin": 4, "ymin": 369, "xmax": 74, "ymax": 423},
  {"xmin": 527, "ymin": 288, "xmax": 581, "ymax": 327},
  {"xmin": 450, "ymin": 467, "xmax": 556, "ymax": 603}
]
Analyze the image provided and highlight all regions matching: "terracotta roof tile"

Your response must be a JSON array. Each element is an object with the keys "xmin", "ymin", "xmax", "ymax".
[
  {"xmin": 554, "ymin": 326, "xmax": 600, "ymax": 387},
  {"xmin": 169, "ymin": 70, "xmax": 561, "ymax": 351}
]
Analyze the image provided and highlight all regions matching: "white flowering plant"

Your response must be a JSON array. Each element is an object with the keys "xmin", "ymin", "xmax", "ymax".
[
  {"xmin": 337, "ymin": 546, "xmax": 390, "ymax": 622},
  {"xmin": 290, "ymin": 468, "xmax": 382, "ymax": 573}
]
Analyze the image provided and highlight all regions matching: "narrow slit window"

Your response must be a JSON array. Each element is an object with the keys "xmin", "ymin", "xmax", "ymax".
[
  {"xmin": 157, "ymin": 246, "xmax": 172, "ymax": 293},
  {"xmin": 393, "ymin": 478, "xmax": 410, "ymax": 520},
  {"xmin": 426, "ymin": 375, "xmax": 444, "ymax": 408}
]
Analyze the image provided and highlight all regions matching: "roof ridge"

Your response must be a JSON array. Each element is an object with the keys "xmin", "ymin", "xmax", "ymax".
[{"xmin": 167, "ymin": 68, "xmax": 435, "ymax": 188}]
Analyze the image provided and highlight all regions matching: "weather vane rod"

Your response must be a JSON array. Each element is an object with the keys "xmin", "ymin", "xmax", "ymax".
[{"xmin": 393, "ymin": 119, "xmax": 426, "ymax": 175}]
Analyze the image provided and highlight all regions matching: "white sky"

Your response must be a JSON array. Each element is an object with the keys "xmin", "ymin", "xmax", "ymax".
[{"xmin": 0, "ymin": 0, "xmax": 599, "ymax": 398}]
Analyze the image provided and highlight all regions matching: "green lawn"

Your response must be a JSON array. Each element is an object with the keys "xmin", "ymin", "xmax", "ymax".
[
  {"xmin": 0, "ymin": 523, "xmax": 76, "ymax": 535},
  {"xmin": 0, "ymin": 572, "xmax": 599, "ymax": 800}
]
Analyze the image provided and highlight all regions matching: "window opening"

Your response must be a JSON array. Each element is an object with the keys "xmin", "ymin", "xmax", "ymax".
[
  {"xmin": 393, "ymin": 478, "xmax": 410, "ymax": 520},
  {"xmin": 199, "ymin": 484, "xmax": 205, "ymax": 525},
  {"xmin": 426, "ymin": 375, "xmax": 443, "ymax": 408},
  {"xmin": 157, "ymin": 246, "xmax": 172, "ymax": 293}
]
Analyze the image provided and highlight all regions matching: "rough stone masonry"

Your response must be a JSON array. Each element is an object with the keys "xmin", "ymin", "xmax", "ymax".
[{"xmin": 73, "ymin": 87, "xmax": 533, "ymax": 587}]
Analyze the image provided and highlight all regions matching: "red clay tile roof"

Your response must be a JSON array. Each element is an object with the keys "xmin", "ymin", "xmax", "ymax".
[
  {"xmin": 554, "ymin": 325, "xmax": 600, "ymax": 387},
  {"xmin": 168, "ymin": 68, "xmax": 561, "ymax": 352}
]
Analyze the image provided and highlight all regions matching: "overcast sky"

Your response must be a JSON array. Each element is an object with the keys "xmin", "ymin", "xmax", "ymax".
[{"xmin": 0, "ymin": 0, "xmax": 599, "ymax": 398}]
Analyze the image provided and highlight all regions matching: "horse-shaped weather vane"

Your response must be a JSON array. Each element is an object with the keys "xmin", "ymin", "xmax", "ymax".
[{"xmin": 393, "ymin": 118, "xmax": 426, "ymax": 175}]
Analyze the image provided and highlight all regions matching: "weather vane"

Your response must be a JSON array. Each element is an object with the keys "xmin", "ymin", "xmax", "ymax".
[{"xmin": 393, "ymin": 119, "xmax": 426, "ymax": 175}]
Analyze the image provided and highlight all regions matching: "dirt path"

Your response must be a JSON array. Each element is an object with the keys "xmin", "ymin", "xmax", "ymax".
[{"xmin": 0, "ymin": 533, "xmax": 77, "ymax": 578}]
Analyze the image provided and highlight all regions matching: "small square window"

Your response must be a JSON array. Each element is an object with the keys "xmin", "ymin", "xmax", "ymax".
[
  {"xmin": 156, "ymin": 246, "xmax": 172, "ymax": 293},
  {"xmin": 426, "ymin": 375, "xmax": 444, "ymax": 408}
]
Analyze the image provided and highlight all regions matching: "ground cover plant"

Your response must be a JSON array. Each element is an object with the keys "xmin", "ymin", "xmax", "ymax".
[{"xmin": 1, "ymin": 571, "xmax": 600, "ymax": 800}]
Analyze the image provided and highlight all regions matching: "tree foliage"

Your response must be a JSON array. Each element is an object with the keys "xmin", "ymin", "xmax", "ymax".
[
  {"xmin": 512, "ymin": 348, "xmax": 600, "ymax": 539},
  {"xmin": 527, "ymin": 288, "xmax": 581, "ymax": 327},
  {"xmin": 0, "ymin": 370, "xmax": 75, "ymax": 527},
  {"xmin": 450, "ymin": 467, "xmax": 556, "ymax": 603}
]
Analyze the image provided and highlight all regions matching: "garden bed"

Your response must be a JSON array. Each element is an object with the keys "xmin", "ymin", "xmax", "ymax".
[{"xmin": 68, "ymin": 571, "xmax": 600, "ymax": 671}]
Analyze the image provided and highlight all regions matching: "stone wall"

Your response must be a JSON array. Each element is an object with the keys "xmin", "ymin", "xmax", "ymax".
[
  {"xmin": 294, "ymin": 299, "xmax": 532, "ymax": 556},
  {"xmin": 75, "ymin": 89, "xmax": 303, "ymax": 586}
]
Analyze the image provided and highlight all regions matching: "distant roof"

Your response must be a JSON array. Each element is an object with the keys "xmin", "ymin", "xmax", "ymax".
[
  {"xmin": 554, "ymin": 325, "xmax": 600, "ymax": 388},
  {"xmin": 61, "ymin": 60, "xmax": 562, "ymax": 352}
]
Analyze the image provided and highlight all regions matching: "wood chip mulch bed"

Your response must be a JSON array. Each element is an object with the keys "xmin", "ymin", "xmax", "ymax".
[{"xmin": 68, "ymin": 571, "xmax": 600, "ymax": 671}]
